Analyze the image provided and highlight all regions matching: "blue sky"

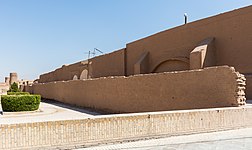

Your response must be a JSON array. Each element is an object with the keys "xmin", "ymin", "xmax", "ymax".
[{"xmin": 0, "ymin": 0, "xmax": 251, "ymax": 81}]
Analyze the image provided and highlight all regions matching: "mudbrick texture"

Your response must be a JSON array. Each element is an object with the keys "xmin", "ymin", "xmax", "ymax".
[
  {"xmin": 28, "ymin": 66, "xmax": 246, "ymax": 113},
  {"xmin": 236, "ymin": 72, "xmax": 246, "ymax": 105}
]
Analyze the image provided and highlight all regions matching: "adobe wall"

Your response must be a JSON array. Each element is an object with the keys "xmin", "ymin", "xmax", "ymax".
[
  {"xmin": 126, "ymin": 6, "xmax": 252, "ymax": 76},
  {"xmin": 9, "ymin": 73, "xmax": 18, "ymax": 84},
  {"xmin": 30, "ymin": 66, "xmax": 245, "ymax": 113},
  {"xmin": 88, "ymin": 48, "xmax": 126, "ymax": 78},
  {"xmin": 0, "ymin": 83, "xmax": 9, "ymax": 95},
  {"xmin": 39, "ymin": 48, "xmax": 126, "ymax": 83},
  {"xmin": 24, "ymin": 85, "xmax": 33, "ymax": 94},
  {"xmin": 36, "ymin": 6, "xmax": 252, "ymax": 78},
  {"xmin": 36, "ymin": 6, "xmax": 252, "ymax": 98},
  {"xmin": 39, "ymin": 61, "xmax": 88, "ymax": 83},
  {"xmin": 245, "ymin": 75, "xmax": 252, "ymax": 100}
]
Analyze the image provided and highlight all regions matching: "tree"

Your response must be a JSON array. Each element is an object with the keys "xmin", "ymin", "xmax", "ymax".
[{"xmin": 8, "ymin": 82, "xmax": 20, "ymax": 92}]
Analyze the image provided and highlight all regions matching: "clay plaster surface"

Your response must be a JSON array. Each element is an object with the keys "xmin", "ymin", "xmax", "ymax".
[
  {"xmin": 29, "ymin": 66, "xmax": 246, "ymax": 113},
  {"xmin": 36, "ymin": 6, "xmax": 252, "ymax": 99}
]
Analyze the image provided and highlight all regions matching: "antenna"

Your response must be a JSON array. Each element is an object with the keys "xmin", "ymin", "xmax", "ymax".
[
  {"xmin": 94, "ymin": 48, "xmax": 103, "ymax": 54},
  {"xmin": 184, "ymin": 13, "xmax": 188, "ymax": 24},
  {"xmin": 84, "ymin": 48, "xmax": 104, "ymax": 59},
  {"xmin": 93, "ymin": 48, "xmax": 103, "ymax": 57},
  {"xmin": 84, "ymin": 51, "xmax": 91, "ymax": 59}
]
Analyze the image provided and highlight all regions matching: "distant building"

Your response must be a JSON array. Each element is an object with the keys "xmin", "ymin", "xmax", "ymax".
[{"xmin": 0, "ymin": 73, "xmax": 34, "ymax": 95}]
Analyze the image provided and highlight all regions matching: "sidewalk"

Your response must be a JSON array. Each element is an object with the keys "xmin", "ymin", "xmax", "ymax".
[
  {"xmin": 0, "ymin": 99, "xmax": 251, "ymax": 149},
  {"xmin": 80, "ymin": 128, "xmax": 252, "ymax": 150},
  {"xmin": 0, "ymin": 99, "xmax": 103, "ymax": 124}
]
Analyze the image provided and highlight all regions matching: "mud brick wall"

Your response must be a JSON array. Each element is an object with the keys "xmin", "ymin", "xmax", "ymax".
[{"xmin": 29, "ymin": 66, "xmax": 246, "ymax": 113}]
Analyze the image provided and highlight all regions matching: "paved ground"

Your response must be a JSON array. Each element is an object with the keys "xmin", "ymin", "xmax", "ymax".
[
  {"xmin": 0, "ymin": 100, "xmax": 251, "ymax": 149},
  {"xmin": 0, "ymin": 99, "xmax": 102, "ymax": 124},
  {"xmin": 0, "ymin": 100, "xmax": 251, "ymax": 125},
  {"xmin": 80, "ymin": 127, "xmax": 252, "ymax": 150},
  {"xmin": 80, "ymin": 100, "xmax": 252, "ymax": 150}
]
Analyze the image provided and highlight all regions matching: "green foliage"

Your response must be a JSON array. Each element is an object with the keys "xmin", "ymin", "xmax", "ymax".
[
  {"xmin": 1, "ymin": 95, "xmax": 41, "ymax": 112},
  {"xmin": 7, "ymin": 92, "xmax": 30, "ymax": 95},
  {"xmin": 8, "ymin": 82, "xmax": 20, "ymax": 92}
]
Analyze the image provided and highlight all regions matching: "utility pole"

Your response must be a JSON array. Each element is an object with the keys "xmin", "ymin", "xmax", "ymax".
[
  {"xmin": 88, "ymin": 51, "xmax": 91, "ymax": 59},
  {"xmin": 84, "ymin": 51, "xmax": 91, "ymax": 59}
]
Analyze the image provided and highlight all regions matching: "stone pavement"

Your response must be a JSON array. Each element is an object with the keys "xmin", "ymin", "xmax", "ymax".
[
  {"xmin": 0, "ymin": 100, "xmax": 251, "ymax": 149},
  {"xmin": 0, "ymin": 99, "xmax": 102, "ymax": 124},
  {"xmin": 1, "ymin": 100, "xmax": 251, "ymax": 125},
  {"xmin": 79, "ymin": 100, "xmax": 252, "ymax": 150},
  {"xmin": 80, "ymin": 127, "xmax": 252, "ymax": 150}
]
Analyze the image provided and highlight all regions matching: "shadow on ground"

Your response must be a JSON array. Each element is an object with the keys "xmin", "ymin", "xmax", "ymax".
[{"xmin": 42, "ymin": 99, "xmax": 109, "ymax": 116}]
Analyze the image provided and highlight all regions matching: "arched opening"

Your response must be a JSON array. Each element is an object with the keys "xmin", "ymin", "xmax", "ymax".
[
  {"xmin": 152, "ymin": 58, "xmax": 189, "ymax": 73},
  {"xmin": 80, "ymin": 69, "xmax": 88, "ymax": 80},
  {"xmin": 73, "ymin": 75, "xmax": 78, "ymax": 80}
]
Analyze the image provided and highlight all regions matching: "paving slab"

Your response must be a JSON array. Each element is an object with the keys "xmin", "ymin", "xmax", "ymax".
[
  {"xmin": 80, "ymin": 127, "xmax": 252, "ymax": 150},
  {"xmin": 0, "ymin": 100, "xmax": 251, "ymax": 125},
  {"xmin": 0, "ymin": 99, "xmax": 103, "ymax": 124},
  {"xmin": 0, "ymin": 100, "xmax": 251, "ymax": 149}
]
